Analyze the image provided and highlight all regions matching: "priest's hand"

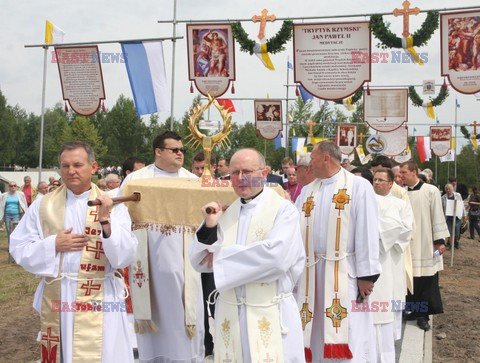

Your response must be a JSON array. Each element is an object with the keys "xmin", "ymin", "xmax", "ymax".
[
  {"xmin": 202, "ymin": 201, "xmax": 223, "ymax": 228},
  {"xmin": 357, "ymin": 279, "xmax": 374, "ymax": 299},
  {"xmin": 435, "ymin": 243, "xmax": 446, "ymax": 255},
  {"xmin": 55, "ymin": 227, "xmax": 89, "ymax": 252},
  {"xmin": 199, "ymin": 252, "xmax": 214, "ymax": 269},
  {"xmin": 96, "ymin": 195, "xmax": 114, "ymax": 221}
]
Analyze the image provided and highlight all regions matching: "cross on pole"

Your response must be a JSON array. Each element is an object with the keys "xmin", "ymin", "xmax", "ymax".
[
  {"xmin": 470, "ymin": 121, "xmax": 479, "ymax": 135},
  {"xmin": 393, "ymin": 0, "xmax": 420, "ymax": 38},
  {"xmin": 80, "ymin": 279, "xmax": 102, "ymax": 296},
  {"xmin": 86, "ymin": 240, "xmax": 105, "ymax": 260},
  {"xmin": 358, "ymin": 132, "xmax": 364, "ymax": 144},
  {"xmin": 251, "ymin": 9, "xmax": 276, "ymax": 40},
  {"xmin": 306, "ymin": 119, "xmax": 316, "ymax": 136}
]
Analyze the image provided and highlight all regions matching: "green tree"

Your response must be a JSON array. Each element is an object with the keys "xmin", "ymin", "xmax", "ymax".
[
  {"xmin": 0, "ymin": 89, "xmax": 16, "ymax": 165},
  {"xmin": 61, "ymin": 117, "xmax": 107, "ymax": 161}
]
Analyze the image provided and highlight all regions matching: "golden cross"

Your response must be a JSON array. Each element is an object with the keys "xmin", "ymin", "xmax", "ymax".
[
  {"xmin": 470, "ymin": 121, "xmax": 479, "ymax": 135},
  {"xmin": 302, "ymin": 196, "xmax": 315, "ymax": 217},
  {"xmin": 306, "ymin": 119, "xmax": 316, "ymax": 135},
  {"xmin": 393, "ymin": 0, "xmax": 420, "ymax": 38},
  {"xmin": 251, "ymin": 9, "xmax": 276, "ymax": 40}
]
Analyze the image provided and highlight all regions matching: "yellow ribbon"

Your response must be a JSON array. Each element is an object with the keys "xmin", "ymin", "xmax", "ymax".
[
  {"xmin": 472, "ymin": 135, "xmax": 478, "ymax": 150},
  {"xmin": 343, "ymin": 97, "xmax": 355, "ymax": 111},
  {"xmin": 423, "ymin": 101, "xmax": 435, "ymax": 119},
  {"xmin": 404, "ymin": 36, "xmax": 424, "ymax": 66},
  {"xmin": 254, "ymin": 42, "xmax": 275, "ymax": 71}
]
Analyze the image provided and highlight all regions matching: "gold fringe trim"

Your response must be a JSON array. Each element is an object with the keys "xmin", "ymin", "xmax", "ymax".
[
  {"xmin": 134, "ymin": 320, "xmax": 159, "ymax": 334},
  {"xmin": 133, "ymin": 223, "xmax": 197, "ymax": 235},
  {"xmin": 186, "ymin": 324, "xmax": 196, "ymax": 339}
]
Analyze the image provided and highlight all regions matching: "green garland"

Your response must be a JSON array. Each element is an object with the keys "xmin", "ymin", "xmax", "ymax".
[
  {"xmin": 369, "ymin": 11, "xmax": 439, "ymax": 49},
  {"xmin": 408, "ymin": 85, "xmax": 449, "ymax": 107},
  {"xmin": 231, "ymin": 20, "xmax": 294, "ymax": 55},
  {"xmin": 334, "ymin": 89, "xmax": 363, "ymax": 105}
]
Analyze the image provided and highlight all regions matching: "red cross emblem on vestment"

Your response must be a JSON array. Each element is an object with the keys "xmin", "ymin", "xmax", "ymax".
[
  {"xmin": 80, "ymin": 279, "xmax": 101, "ymax": 296},
  {"xmin": 41, "ymin": 327, "xmax": 59, "ymax": 363},
  {"xmin": 86, "ymin": 240, "xmax": 105, "ymax": 260}
]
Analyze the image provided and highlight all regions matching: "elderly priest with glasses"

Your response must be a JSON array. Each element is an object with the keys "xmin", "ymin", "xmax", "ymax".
[{"xmin": 190, "ymin": 148, "xmax": 306, "ymax": 362}]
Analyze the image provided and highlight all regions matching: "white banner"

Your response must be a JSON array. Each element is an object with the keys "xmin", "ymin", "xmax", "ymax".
[
  {"xmin": 441, "ymin": 11, "xmax": 480, "ymax": 94},
  {"xmin": 430, "ymin": 126, "xmax": 451, "ymax": 157},
  {"xmin": 293, "ymin": 22, "xmax": 371, "ymax": 100},
  {"xmin": 378, "ymin": 126, "xmax": 408, "ymax": 156},
  {"xmin": 364, "ymin": 89, "xmax": 408, "ymax": 132}
]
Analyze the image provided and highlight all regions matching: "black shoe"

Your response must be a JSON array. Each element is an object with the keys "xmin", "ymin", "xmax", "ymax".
[
  {"xmin": 455, "ymin": 243, "xmax": 460, "ymax": 249},
  {"xmin": 417, "ymin": 317, "xmax": 430, "ymax": 331}
]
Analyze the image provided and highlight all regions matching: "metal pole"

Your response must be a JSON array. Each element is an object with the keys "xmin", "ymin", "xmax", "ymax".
[
  {"xmin": 38, "ymin": 47, "xmax": 48, "ymax": 182},
  {"xmin": 435, "ymin": 155, "xmax": 438, "ymax": 187},
  {"xmin": 170, "ymin": 0, "xmax": 177, "ymax": 130},
  {"xmin": 285, "ymin": 57, "xmax": 290, "ymax": 157},
  {"xmin": 450, "ymin": 199, "xmax": 457, "ymax": 266},
  {"xmin": 454, "ymin": 95, "xmax": 458, "ymax": 177},
  {"xmin": 157, "ymin": 5, "xmax": 480, "ymax": 23},
  {"xmin": 25, "ymin": 36, "xmax": 183, "ymax": 48}
]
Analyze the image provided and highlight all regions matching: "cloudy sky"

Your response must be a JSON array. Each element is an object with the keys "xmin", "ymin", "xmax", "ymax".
[{"xmin": 1, "ymin": 0, "xmax": 479, "ymax": 149}]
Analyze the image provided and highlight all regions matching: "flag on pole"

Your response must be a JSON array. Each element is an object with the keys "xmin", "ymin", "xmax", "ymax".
[
  {"xmin": 472, "ymin": 135, "xmax": 478, "ymax": 150},
  {"xmin": 121, "ymin": 41, "xmax": 170, "ymax": 116},
  {"xmin": 45, "ymin": 20, "xmax": 65, "ymax": 44},
  {"xmin": 456, "ymin": 98, "xmax": 460, "ymax": 108},
  {"xmin": 217, "ymin": 99, "xmax": 236, "ymax": 112},
  {"xmin": 298, "ymin": 85, "xmax": 314, "ymax": 103},
  {"xmin": 417, "ymin": 136, "xmax": 427, "ymax": 163},
  {"xmin": 287, "ymin": 59, "xmax": 293, "ymax": 70}
]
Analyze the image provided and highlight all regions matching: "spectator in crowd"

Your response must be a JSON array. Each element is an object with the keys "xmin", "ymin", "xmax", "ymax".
[
  {"xmin": 284, "ymin": 166, "xmax": 303, "ymax": 203},
  {"xmin": 447, "ymin": 176, "xmax": 469, "ymax": 200},
  {"xmin": 341, "ymin": 157, "xmax": 354, "ymax": 171},
  {"xmin": 280, "ymin": 157, "xmax": 293, "ymax": 183},
  {"xmin": 192, "ymin": 151, "xmax": 216, "ymax": 177},
  {"xmin": 442, "ymin": 183, "xmax": 465, "ymax": 249},
  {"xmin": 392, "ymin": 165, "xmax": 403, "ymax": 186},
  {"xmin": 96, "ymin": 179, "xmax": 107, "ymax": 191},
  {"xmin": 468, "ymin": 185, "xmax": 480, "ymax": 241},
  {"xmin": 121, "ymin": 156, "xmax": 146, "ymax": 181},
  {"xmin": 0, "ymin": 181, "xmax": 28, "ymax": 237},
  {"xmin": 265, "ymin": 163, "xmax": 284, "ymax": 187},
  {"xmin": 48, "ymin": 180, "xmax": 62, "ymax": 193},
  {"xmin": 217, "ymin": 157, "xmax": 230, "ymax": 180},
  {"xmin": 36, "ymin": 182, "xmax": 49, "ymax": 200},
  {"xmin": 21, "ymin": 176, "xmax": 36, "ymax": 206},
  {"xmin": 296, "ymin": 152, "xmax": 315, "ymax": 186},
  {"xmin": 105, "ymin": 173, "xmax": 120, "ymax": 191}
]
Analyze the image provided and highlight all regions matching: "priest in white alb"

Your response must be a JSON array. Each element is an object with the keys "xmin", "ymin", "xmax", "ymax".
[
  {"xmin": 190, "ymin": 148, "xmax": 306, "ymax": 362},
  {"xmin": 371, "ymin": 168, "xmax": 413, "ymax": 363},
  {"xmin": 10, "ymin": 141, "xmax": 138, "ymax": 363},
  {"xmin": 295, "ymin": 141, "xmax": 381, "ymax": 362},
  {"xmin": 121, "ymin": 131, "xmax": 205, "ymax": 362},
  {"xmin": 400, "ymin": 160, "xmax": 449, "ymax": 331}
]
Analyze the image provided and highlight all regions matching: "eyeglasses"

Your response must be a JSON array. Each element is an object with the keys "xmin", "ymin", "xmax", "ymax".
[
  {"xmin": 373, "ymin": 178, "xmax": 390, "ymax": 183},
  {"xmin": 159, "ymin": 147, "xmax": 185, "ymax": 154},
  {"xmin": 9, "ymin": 184, "xmax": 17, "ymax": 187},
  {"xmin": 230, "ymin": 168, "xmax": 263, "ymax": 178}
]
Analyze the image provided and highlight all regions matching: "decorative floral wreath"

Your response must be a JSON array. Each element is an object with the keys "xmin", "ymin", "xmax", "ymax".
[
  {"xmin": 334, "ymin": 89, "xmax": 363, "ymax": 105},
  {"xmin": 231, "ymin": 20, "xmax": 294, "ymax": 55},
  {"xmin": 369, "ymin": 11, "xmax": 439, "ymax": 49},
  {"xmin": 408, "ymin": 85, "xmax": 449, "ymax": 107}
]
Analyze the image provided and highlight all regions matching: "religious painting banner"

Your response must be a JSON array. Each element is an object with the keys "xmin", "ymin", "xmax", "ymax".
[
  {"xmin": 336, "ymin": 124, "xmax": 357, "ymax": 155},
  {"xmin": 55, "ymin": 46, "xmax": 106, "ymax": 116},
  {"xmin": 430, "ymin": 125, "xmax": 451, "ymax": 157},
  {"xmin": 293, "ymin": 22, "xmax": 371, "ymax": 100},
  {"xmin": 441, "ymin": 11, "xmax": 480, "ymax": 94},
  {"xmin": 186, "ymin": 24, "xmax": 235, "ymax": 97},
  {"xmin": 394, "ymin": 147, "xmax": 412, "ymax": 163},
  {"xmin": 254, "ymin": 99, "xmax": 283, "ymax": 140},
  {"xmin": 364, "ymin": 89, "xmax": 408, "ymax": 132},
  {"xmin": 378, "ymin": 125, "xmax": 408, "ymax": 156}
]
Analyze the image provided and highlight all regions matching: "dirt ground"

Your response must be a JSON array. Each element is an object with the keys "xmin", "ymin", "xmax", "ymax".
[
  {"xmin": 1, "ymin": 230, "xmax": 479, "ymax": 362},
  {"xmin": 432, "ymin": 235, "xmax": 480, "ymax": 363}
]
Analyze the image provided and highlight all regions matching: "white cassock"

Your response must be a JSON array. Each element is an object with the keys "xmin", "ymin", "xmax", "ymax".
[
  {"xmin": 371, "ymin": 194, "xmax": 413, "ymax": 363},
  {"xmin": 295, "ymin": 171, "xmax": 381, "ymax": 363},
  {"xmin": 190, "ymin": 190, "xmax": 306, "ymax": 363},
  {"xmin": 122, "ymin": 164, "xmax": 204, "ymax": 363},
  {"xmin": 9, "ymin": 188, "xmax": 137, "ymax": 363}
]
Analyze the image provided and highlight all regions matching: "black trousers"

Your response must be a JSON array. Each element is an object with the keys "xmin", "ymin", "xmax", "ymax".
[
  {"xmin": 201, "ymin": 273, "xmax": 216, "ymax": 356},
  {"xmin": 406, "ymin": 273, "xmax": 443, "ymax": 319}
]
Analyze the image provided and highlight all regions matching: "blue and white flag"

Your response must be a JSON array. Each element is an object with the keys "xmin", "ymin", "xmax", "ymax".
[
  {"xmin": 456, "ymin": 98, "xmax": 460, "ymax": 108},
  {"xmin": 121, "ymin": 41, "xmax": 169, "ymax": 115},
  {"xmin": 298, "ymin": 84, "xmax": 314, "ymax": 103},
  {"xmin": 287, "ymin": 59, "xmax": 293, "ymax": 70}
]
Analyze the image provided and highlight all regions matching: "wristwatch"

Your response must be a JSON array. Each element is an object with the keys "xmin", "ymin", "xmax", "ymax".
[{"xmin": 99, "ymin": 219, "xmax": 110, "ymax": 226}]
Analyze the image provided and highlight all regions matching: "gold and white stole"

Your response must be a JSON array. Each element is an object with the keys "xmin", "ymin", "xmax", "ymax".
[
  {"xmin": 215, "ymin": 188, "xmax": 285, "ymax": 363},
  {"xmin": 297, "ymin": 179, "xmax": 321, "ymax": 361},
  {"xmin": 126, "ymin": 165, "xmax": 200, "ymax": 337},
  {"xmin": 297, "ymin": 170, "xmax": 354, "ymax": 360},
  {"xmin": 39, "ymin": 184, "xmax": 108, "ymax": 362}
]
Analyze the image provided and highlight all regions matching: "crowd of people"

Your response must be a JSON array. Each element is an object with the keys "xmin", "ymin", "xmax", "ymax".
[{"xmin": 3, "ymin": 132, "xmax": 480, "ymax": 363}]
